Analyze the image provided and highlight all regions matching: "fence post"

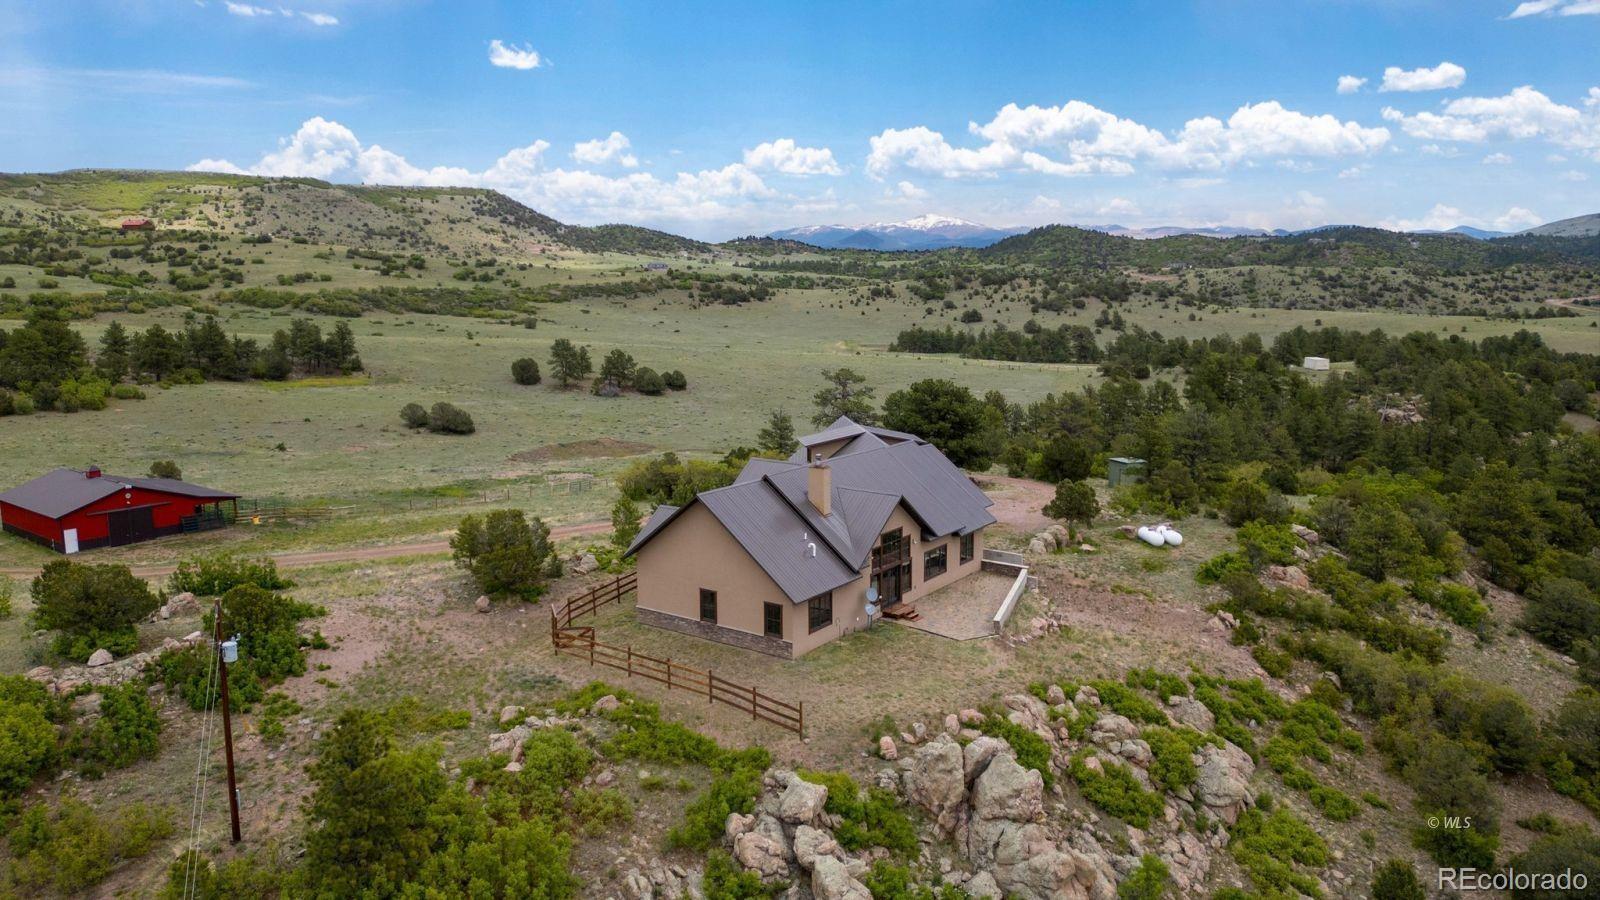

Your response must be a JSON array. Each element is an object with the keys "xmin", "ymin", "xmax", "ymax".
[
  {"xmin": 589, "ymin": 637, "xmax": 594, "ymax": 668},
  {"xmin": 750, "ymin": 684, "xmax": 757, "ymax": 721},
  {"xmin": 799, "ymin": 702, "xmax": 804, "ymax": 739},
  {"xmin": 627, "ymin": 645, "xmax": 632, "ymax": 679},
  {"xmin": 665, "ymin": 658, "xmax": 672, "ymax": 690},
  {"xmin": 708, "ymin": 670, "xmax": 714, "ymax": 703}
]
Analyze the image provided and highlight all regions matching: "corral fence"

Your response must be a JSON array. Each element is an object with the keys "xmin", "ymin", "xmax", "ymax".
[
  {"xmin": 549, "ymin": 573, "xmax": 805, "ymax": 737},
  {"xmin": 233, "ymin": 501, "xmax": 352, "ymax": 524}
]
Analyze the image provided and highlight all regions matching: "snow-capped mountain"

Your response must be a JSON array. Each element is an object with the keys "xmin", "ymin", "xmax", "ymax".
[{"xmin": 769, "ymin": 215, "xmax": 1028, "ymax": 250}]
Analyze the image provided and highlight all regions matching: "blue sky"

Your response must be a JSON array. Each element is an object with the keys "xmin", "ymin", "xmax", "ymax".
[{"xmin": 2, "ymin": 0, "xmax": 1597, "ymax": 239}]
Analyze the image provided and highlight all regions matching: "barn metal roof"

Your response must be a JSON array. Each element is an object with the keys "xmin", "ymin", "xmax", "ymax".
[
  {"xmin": 626, "ymin": 418, "xmax": 995, "ymax": 603},
  {"xmin": 0, "ymin": 468, "xmax": 238, "ymax": 519}
]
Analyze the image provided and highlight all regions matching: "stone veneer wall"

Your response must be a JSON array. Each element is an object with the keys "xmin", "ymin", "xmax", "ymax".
[{"xmin": 635, "ymin": 607, "xmax": 794, "ymax": 659}]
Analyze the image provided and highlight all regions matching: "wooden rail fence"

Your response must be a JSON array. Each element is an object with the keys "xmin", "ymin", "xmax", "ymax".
[{"xmin": 549, "ymin": 573, "xmax": 804, "ymax": 737}]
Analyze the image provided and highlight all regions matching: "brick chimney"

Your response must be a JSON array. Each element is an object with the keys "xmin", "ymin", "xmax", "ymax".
[
  {"xmin": 85, "ymin": 466, "xmax": 102, "ymax": 479},
  {"xmin": 807, "ymin": 455, "xmax": 831, "ymax": 516}
]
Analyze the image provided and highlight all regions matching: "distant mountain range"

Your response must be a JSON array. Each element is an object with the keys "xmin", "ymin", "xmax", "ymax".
[
  {"xmin": 768, "ymin": 215, "xmax": 1028, "ymax": 251},
  {"xmin": 770, "ymin": 213, "xmax": 1600, "ymax": 250}
]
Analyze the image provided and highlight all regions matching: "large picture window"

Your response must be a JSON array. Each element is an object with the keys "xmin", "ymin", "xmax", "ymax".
[
  {"xmin": 924, "ymin": 544, "xmax": 948, "ymax": 579},
  {"xmin": 699, "ymin": 588, "xmax": 717, "ymax": 623},
  {"xmin": 961, "ymin": 532, "xmax": 975, "ymax": 564},
  {"xmin": 764, "ymin": 602, "xmax": 783, "ymax": 638},
  {"xmin": 808, "ymin": 592, "xmax": 833, "ymax": 633}
]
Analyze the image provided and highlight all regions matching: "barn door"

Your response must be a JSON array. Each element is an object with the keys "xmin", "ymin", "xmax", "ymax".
[{"xmin": 107, "ymin": 508, "xmax": 158, "ymax": 546}]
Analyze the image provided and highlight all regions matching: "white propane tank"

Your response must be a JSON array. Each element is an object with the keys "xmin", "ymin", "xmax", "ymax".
[
  {"xmin": 1137, "ymin": 526, "xmax": 1166, "ymax": 547},
  {"xmin": 1157, "ymin": 525, "xmax": 1184, "ymax": 547}
]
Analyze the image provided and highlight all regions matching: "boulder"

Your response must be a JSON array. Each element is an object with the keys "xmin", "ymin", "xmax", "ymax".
[
  {"xmin": 944, "ymin": 713, "xmax": 961, "ymax": 735},
  {"xmin": 965, "ymin": 871, "xmax": 1002, "ymax": 899},
  {"xmin": 1045, "ymin": 684, "xmax": 1067, "ymax": 706},
  {"xmin": 86, "ymin": 648, "xmax": 114, "ymax": 668},
  {"xmin": 1290, "ymin": 524, "xmax": 1320, "ymax": 544},
  {"xmin": 732, "ymin": 831, "xmax": 789, "ymax": 882},
  {"xmin": 488, "ymin": 724, "xmax": 532, "ymax": 755},
  {"xmin": 1194, "ymin": 741, "xmax": 1255, "ymax": 824},
  {"xmin": 573, "ymin": 553, "xmax": 600, "ymax": 575},
  {"xmin": 958, "ymin": 708, "xmax": 986, "ymax": 726},
  {"xmin": 591, "ymin": 694, "xmax": 620, "ymax": 714},
  {"xmin": 1264, "ymin": 565, "xmax": 1310, "ymax": 592},
  {"xmin": 474, "ymin": 595, "xmax": 491, "ymax": 613},
  {"xmin": 1002, "ymin": 693, "xmax": 1053, "ymax": 738},
  {"xmin": 793, "ymin": 824, "xmax": 841, "ymax": 870},
  {"xmin": 621, "ymin": 870, "xmax": 654, "ymax": 900},
  {"xmin": 970, "ymin": 754, "xmax": 1044, "ymax": 825},
  {"xmin": 165, "ymin": 591, "xmax": 200, "ymax": 617},
  {"xmin": 1027, "ymin": 538, "xmax": 1048, "ymax": 555},
  {"xmin": 1110, "ymin": 739, "xmax": 1153, "ymax": 768},
  {"xmin": 1088, "ymin": 714, "xmax": 1138, "ymax": 745},
  {"xmin": 776, "ymin": 773, "xmax": 829, "ymax": 826},
  {"xmin": 499, "ymin": 705, "xmax": 525, "ymax": 726},
  {"xmin": 903, "ymin": 735, "xmax": 967, "ymax": 835},
  {"xmin": 725, "ymin": 812, "xmax": 755, "ymax": 842},
  {"xmin": 1073, "ymin": 686, "xmax": 1100, "ymax": 708},
  {"xmin": 26, "ymin": 666, "xmax": 52, "ymax": 683},
  {"xmin": 811, "ymin": 856, "xmax": 871, "ymax": 900},
  {"xmin": 878, "ymin": 735, "xmax": 898, "ymax": 760},
  {"xmin": 1165, "ymin": 695, "xmax": 1215, "ymax": 733},
  {"xmin": 962, "ymin": 736, "xmax": 1009, "ymax": 786}
]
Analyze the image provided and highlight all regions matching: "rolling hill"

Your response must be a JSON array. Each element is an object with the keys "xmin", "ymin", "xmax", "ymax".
[
  {"xmin": 1524, "ymin": 212, "xmax": 1600, "ymax": 238},
  {"xmin": 0, "ymin": 170, "xmax": 706, "ymax": 257}
]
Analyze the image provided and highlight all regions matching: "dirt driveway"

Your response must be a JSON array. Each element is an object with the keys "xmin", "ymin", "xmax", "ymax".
[
  {"xmin": 975, "ymin": 474, "xmax": 1055, "ymax": 533},
  {"xmin": 0, "ymin": 520, "xmax": 612, "ymax": 580}
]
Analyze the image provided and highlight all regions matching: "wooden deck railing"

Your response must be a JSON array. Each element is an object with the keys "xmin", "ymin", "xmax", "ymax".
[{"xmin": 548, "ymin": 572, "xmax": 804, "ymax": 736}]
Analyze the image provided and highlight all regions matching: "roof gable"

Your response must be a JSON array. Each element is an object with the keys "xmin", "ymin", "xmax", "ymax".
[{"xmin": 0, "ymin": 468, "xmax": 236, "ymax": 519}]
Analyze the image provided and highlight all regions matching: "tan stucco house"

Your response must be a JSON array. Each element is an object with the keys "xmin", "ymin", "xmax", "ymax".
[{"xmin": 624, "ymin": 416, "xmax": 996, "ymax": 658}]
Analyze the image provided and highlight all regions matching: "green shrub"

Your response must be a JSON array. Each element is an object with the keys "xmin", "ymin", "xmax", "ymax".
[
  {"xmin": 1089, "ymin": 680, "xmax": 1168, "ymax": 725},
  {"xmin": 1252, "ymin": 643, "xmax": 1293, "ymax": 678},
  {"xmin": 0, "ymin": 688, "xmax": 59, "ymax": 798},
  {"xmin": 156, "ymin": 642, "xmax": 263, "ymax": 712},
  {"xmin": 1370, "ymin": 859, "xmax": 1424, "ymax": 900},
  {"xmin": 667, "ymin": 763, "xmax": 765, "ymax": 850},
  {"xmin": 977, "ymin": 713, "xmax": 1054, "ymax": 787},
  {"xmin": 634, "ymin": 366, "xmax": 665, "ymax": 395},
  {"xmin": 160, "ymin": 849, "xmax": 289, "ymax": 899},
  {"xmin": 0, "ymin": 576, "xmax": 13, "ymax": 619},
  {"xmin": 703, "ymin": 849, "xmax": 778, "ymax": 899},
  {"xmin": 798, "ymin": 770, "xmax": 918, "ymax": 856},
  {"xmin": 30, "ymin": 560, "xmax": 159, "ymax": 662},
  {"xmin": 511, "ymin": 357, "xmax": 541, "ymax": 385},
  {"xmin": 1228, "ymin": 806, "xmax": 1329, "ymax": 899},
  {"xmin": 1118, "ymin": 854, "xmax": 1172, "ymax": 900},
  {"xmin": 71, "ymin": 682, "xmax": 161, "ymax": 777},
  {"xmin": 1143, "ymin": 727, "xmax": 1215, "ymax": 793},
  {"xmin": 1507, "ymin": 827, "xmax": 1600, "ymax": 899},
  {"xmin": 662, "ymin": 369, "xmax": 688, "ymax": 390},
  {"xmin": 399, "ymin": 402, "xmax": 429, "ymax": 428},
  {"xmin": 426, "ymin": 401, "xmax": 475, "ymax": 434},
  {"xmin": 1408, "ymin": 581, "xmax": 1488, "ymax": 630},
  {"xmin": 859, "ymin": 861, "xmax": 966, "ymax": 899},
  {"xmin": 6, "ymin": 799, "xmax": 173, "ymax": 894},
  {"xmin": 451, "ymin": 509, "xmax": 561, "ymax": 600},
  {"xmin": 170, "ymin": 554, "xmax": 293, "ymax": 596},
  {"xmin": 1069, "ymin": 753, "xmax": 1164, "ymax": 827},
  {"xmin": 1237, "ymin": 521, "xmax": 1300, "ymax": 567},
  {"xmin": 1124, "ymin": 668, "xmax": 1188, "ymax": 701},
  {"xmin": 1197, "ymin": 551, "xmax": 1253, "ymax": 584}
]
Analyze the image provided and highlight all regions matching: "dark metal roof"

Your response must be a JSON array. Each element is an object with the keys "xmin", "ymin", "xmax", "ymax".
[
  {"xmin": 0, "ymin": 468, "xmax": 238, "ymax": 520},
  {"xmin": 627, "ymin": 418, "xmax": 995, "ymax": 603}
]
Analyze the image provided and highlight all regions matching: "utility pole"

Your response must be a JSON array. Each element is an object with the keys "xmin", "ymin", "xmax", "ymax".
[{"xmin": 213, "ymin": 600, "xmax": 242, "ymax": 844}]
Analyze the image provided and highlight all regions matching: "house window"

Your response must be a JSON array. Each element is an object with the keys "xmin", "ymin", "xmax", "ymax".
[
  {"xmin": 764, "ymin": 602, "xmax": 783, "ymax": 639},
  {"xmin": 960, "ymin": 532, "xmax": 975, "ymax": 564},
  {"xmin": 699, "ymin": 589, "xmax": 717, "ymax": 624},
  {"xmin": 808, "ymin": 592, "xmax": 833, "ymax": 633},
  {"xmin": 924, "ymin": 544, "xmax": 948, "ymax": 580}
]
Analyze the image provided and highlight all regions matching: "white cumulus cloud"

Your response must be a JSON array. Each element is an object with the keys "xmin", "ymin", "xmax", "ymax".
[
  {"xmin": 1507, "ymin": 0, "xmax": 1600, "ymax": 16},
  {"xmin": 1380, "ymin": 203, "xmax": 1542, "ymax": 233},
  {"xmin": 1482, "ymin": 152, "xmax": 1514, "ymax": 164},
  {"xmin": 1382, "ymin": 86, "xmax": 1600, "ymax": 158},
  {"xmin": 893, "ymin": 180, "xmax": 928, "ymax": 200},
  {"xmin": 185, "ymin": 117, "xmax": 777, "ymax": 226},
  {"xmin": 1337, "ymin": 75, "xmax": 1367, "ymax": 95},
  {"xmin": 572, "ymin": 132, "xmax": 638, "ymax": 167},
  {"xmin": 742, "ymin": 139, "xmax": 843, "ymax": 176},
  {"xmin": 866, "ymin": 98, "xmax": 1388, "ymax": 179},
  {"xmin": 1380, "ymin": 62, "xmax": 1467, "ymax": 92},
  {"xmin": 488, "ymin": 40, "xmax": 542, "ymax": 70}
]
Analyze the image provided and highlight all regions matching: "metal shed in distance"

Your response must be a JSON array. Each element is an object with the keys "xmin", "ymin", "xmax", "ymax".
[{"xmin": 1108, "ymin": 457, "xmax": 1147, "ymax": 487}]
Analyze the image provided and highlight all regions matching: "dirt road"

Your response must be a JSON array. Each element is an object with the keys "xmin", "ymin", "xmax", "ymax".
[{"xmin": 0, "ymin": 519, "xmax": 613, "ymax": 580}]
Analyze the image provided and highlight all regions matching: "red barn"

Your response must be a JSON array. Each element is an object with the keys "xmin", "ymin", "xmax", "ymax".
[
  {"xmin": 0, "ymin": 468, "xmax": 238, "ymax": 554},
  {"xmin": 120, "ymin": 217, "xmax": 155, "ymax": 231}
]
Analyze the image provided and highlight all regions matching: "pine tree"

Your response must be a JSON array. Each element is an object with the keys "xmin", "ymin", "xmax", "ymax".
[
  {"xmin": 96, "ymin": 321, "xmax": 131, "ymax": 381},
  {"xmin": 811, "ymin": 367, "xmax": 877, "ymax": 427},
  {"xmin": 757, "ymin": 410, "xmax": 799, "ymax": 455}
]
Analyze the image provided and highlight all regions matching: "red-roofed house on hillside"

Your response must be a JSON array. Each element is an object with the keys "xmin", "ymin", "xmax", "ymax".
[
  {"xmin": 119, "ymin": 217, "xmax": 154, "ymax": 231},
  {"xmin": 0, "ymin": 468, "xmax": 238, "ymax": 553}
]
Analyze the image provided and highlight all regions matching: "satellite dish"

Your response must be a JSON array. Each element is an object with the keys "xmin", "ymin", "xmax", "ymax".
[{"xmin": 866, "ymin": 586, "xmax": 879, "ymax": 604}]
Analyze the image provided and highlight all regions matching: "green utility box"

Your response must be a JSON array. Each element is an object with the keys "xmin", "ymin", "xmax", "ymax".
[{"xmin": 1108, "ymin": 457, "xmax": 1147, "ymax": 487}]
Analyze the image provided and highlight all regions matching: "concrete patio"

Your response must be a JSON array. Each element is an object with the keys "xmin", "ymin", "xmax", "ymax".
[{"xmin": 889, "ymin": 569, "xmax": 1018, "ymax": 640}]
